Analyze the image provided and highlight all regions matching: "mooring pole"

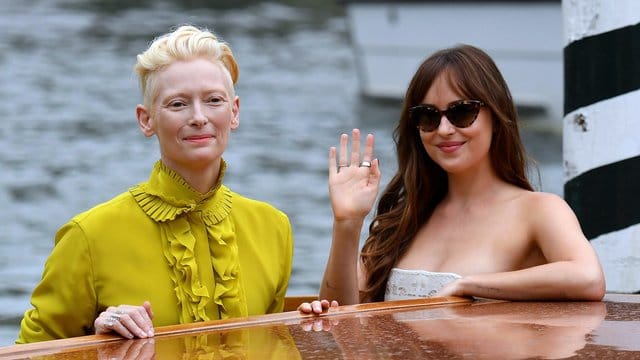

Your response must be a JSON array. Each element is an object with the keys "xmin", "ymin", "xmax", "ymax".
[{"xmin": 563, "ymin": 0, "xmax": 640, "ymax": 292}]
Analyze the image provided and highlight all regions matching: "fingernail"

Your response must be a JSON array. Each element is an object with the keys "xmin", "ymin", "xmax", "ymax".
[
  {"xmin": 313, "ymin": 321, "xmax": 323, "ymax": 332},
  {"xmin": 148, "ymin": 329, "xmax": 154, "ymax": 337}
]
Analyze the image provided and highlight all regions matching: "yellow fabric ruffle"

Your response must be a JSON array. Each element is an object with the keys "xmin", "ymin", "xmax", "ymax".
[{"xmin": 129, "ymin": 160, "xmax": 247, "ymax": 323}]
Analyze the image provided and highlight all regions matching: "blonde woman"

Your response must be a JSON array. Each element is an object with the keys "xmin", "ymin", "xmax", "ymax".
[{"xmin": 18, "ymin": 25, "xmax": 293, "ymax": 343}]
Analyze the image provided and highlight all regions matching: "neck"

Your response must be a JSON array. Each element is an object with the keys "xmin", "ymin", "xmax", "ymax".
[
  {"xmin": 445, "ymin": 162, "xmax": 501, "ymax": 204},
  {"xmin": 164, "ymin": 158, "xmax": 222, "ymax": 194}
]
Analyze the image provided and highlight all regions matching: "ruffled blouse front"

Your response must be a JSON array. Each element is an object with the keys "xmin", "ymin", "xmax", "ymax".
[{"xmin": 129, "ymin": 160, "xmax": 247, "ymax": 323}]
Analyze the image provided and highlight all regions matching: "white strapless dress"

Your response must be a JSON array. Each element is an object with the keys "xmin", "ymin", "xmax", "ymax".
[{"xmin": 384, "ymin": 268, "xmax": 462, "ymax": 301}]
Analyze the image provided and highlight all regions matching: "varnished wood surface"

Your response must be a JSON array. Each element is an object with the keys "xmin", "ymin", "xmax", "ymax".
[
  {"xmin": 2, "ymin": 294, "xmax": 638, "ymax": 359},
  {"xmin": 283, "ymin": 294, "xmax": 318, "ymax": 312}
]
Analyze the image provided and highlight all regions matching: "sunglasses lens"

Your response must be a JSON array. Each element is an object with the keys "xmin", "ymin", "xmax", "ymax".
[
  {"xmin": 411, "ymin": 101, "xmax": 482, "ymax": 132},
  {"xmin": 412, "ymin": 106, "xmax": 441, "ymax": 132},
  {"xmin": 447, "ymin": 102, "xmax": 480, "ymax": 128}
]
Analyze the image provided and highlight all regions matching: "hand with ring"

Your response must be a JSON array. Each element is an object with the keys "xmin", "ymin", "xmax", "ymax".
[
  {"xmin": 95, "ymin": 301, "xmax": 155, "ymax": 339},
  {"xmin": 329, "ymin": 128, "xmax": 380, "ymax": 222}
]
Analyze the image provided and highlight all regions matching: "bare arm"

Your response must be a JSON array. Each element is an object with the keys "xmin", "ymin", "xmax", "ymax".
[
  {"xmin": 318, "ymin": 129, "xmax": 381, "ymax": 305},
  {"xmin": 438, "ymin": 193, "xmax": 605, "ymax": 301},
  {"xmin": 320, "ymin": 219, "xmax": 365, "ymax": 304},
  {"xmin": 440, "ymin": 262, "xmax": 603, "ymax": 301}
]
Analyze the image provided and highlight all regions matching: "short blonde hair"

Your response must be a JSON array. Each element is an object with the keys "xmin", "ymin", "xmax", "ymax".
[{"xmin": 134, "ymin": 25, "xmax": 239, "ymax": 106}]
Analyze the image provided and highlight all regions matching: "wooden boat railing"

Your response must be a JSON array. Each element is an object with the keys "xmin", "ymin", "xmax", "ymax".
[{"xmin": 0, "ymin": 295, "xmax": 472, "ymax": 359}]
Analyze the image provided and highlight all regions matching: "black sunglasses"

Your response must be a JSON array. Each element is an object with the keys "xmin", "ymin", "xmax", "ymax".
[{"xmin": 409, "ymin": 100, "xmax": 485, "ymax": 132}]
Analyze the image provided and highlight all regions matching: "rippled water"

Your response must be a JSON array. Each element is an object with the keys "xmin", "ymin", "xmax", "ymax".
[{"xmin": 0, "ymin": 0, "xmax": 562, "ymax": 346}]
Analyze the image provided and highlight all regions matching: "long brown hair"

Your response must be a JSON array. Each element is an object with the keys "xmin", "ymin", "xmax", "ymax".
[{"xmin": 360, "ymin": 44, "xmax": 534, "ymax": 302}]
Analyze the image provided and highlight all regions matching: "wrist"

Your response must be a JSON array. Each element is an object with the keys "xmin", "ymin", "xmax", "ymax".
[
  {"xmin": 452, "ymin": 277, "xmax": 469, "ymax": 297},
  {"xmin": 333, "ymin": 217, "xmax": 365, "ymax": 228}
]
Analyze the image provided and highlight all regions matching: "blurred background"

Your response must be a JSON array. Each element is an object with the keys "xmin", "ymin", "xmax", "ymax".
[{"xmin": 0, "ymin": 0, "xmax": 562, "ymax": 345}]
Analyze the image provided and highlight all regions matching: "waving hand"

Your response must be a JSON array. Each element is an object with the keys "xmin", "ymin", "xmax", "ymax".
[{"xmin": 328, "ymin": 129, "xmax": 381, "ymax": 221}]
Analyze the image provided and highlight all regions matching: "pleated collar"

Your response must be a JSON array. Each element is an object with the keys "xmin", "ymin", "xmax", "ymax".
[{"xmin": 130, "ymin": 160, "xmax": 233, "ymax": 223}]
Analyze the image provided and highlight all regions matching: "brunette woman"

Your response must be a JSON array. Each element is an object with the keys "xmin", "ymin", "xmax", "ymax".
[{"xmin": 302, "ymin": 44, "xmax": 604, "ymax": 313}]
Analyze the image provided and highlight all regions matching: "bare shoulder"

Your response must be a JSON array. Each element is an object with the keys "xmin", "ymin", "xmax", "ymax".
[
  {"xmin": 503, "ymin": 190, "xmax": 579, "ymax": 232},
  {"xmin": 488, "ymin": 187, "xmax": 571, "ymax": 223},
  {"xmin": 516, "ymin": 191, "xmax": 584, "ymax": 238},
  {"xmin": 517, "ymin": 191, "xmax": 573, "ymax": 213}
]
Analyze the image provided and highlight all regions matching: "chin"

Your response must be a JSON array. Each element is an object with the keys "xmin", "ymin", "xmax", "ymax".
[
  {"xmin": 182, "ymin": 152, "xmax": 220, "ymax": 166},
  {"xmin": 439, "ymin": 162, "xmax": 477, "ymax": 175}
]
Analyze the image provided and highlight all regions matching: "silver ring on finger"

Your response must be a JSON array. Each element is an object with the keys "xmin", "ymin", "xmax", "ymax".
[
  {"xmin": 359, "ymin": 161, "xmax": 371, "ymax": 168},
  {"xmin": 107, "ymin": 313, "xmax": 120, "ymax": 327}
]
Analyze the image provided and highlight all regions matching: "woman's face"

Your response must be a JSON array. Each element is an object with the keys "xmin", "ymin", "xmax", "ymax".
[
  {"xmin": 418, "ymin": 73, "xmax": 493, "ymax": 175},
  {"xmin": 137, "ymin": 58, "xmax": 239, "ymax": 174}
]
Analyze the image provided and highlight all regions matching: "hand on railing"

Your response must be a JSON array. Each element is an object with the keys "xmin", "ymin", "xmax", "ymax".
[
  {"xmin": 94, "ymin": 301, "xmax": 155, "ymax": 339},
  {"xmin": 297, "ymin": 299, "xmax": 339, "ymax": 315}
]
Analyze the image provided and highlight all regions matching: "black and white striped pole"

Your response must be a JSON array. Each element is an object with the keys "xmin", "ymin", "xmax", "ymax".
[{"xmin": 563, "ymin": 1, "xmax": 640, "ymax": 293}]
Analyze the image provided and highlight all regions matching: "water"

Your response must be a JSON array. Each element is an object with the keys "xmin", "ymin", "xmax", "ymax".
[{"xmin": 0, "ymin": 0, "xmax": 562, "ymax": 346}]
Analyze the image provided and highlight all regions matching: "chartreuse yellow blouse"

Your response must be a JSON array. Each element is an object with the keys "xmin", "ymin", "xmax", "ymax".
[{"xmin": 17, "ymin": 160, "xmax": 293, "ymax": 344}]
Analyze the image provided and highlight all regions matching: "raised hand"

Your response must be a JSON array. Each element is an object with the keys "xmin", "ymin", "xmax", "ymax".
[{"xmin": 328, "ymin": 129, "xmax": 380, "ymax": 221}]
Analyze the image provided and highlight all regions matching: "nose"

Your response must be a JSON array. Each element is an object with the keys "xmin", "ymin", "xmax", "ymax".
[
  {"xmin": 189, "ymin": 101, "xmax": 208, "ymax": 127},
  {"xmin": 436, "ymin": 114, "xmax": 455, "ymax": 135}
]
